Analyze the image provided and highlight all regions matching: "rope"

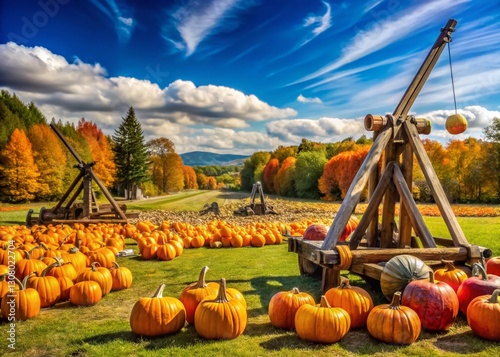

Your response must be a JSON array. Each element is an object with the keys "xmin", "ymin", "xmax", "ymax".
[
  {"xmin": 448, "ymin": 42, "xmax": 458, "ymax": 114},
  {"xmin": 336, "ymin": 245, "xmax": 352, "ymax": 270}
]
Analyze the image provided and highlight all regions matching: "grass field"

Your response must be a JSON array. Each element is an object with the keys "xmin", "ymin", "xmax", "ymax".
[{"xmin": 1, "ymin": 191, "xmax": 499, "ymax": 356}]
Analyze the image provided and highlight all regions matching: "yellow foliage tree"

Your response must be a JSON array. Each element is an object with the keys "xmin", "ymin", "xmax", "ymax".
[
  {"xmin": 28, "ymin": 124, "xmax": 66, "ymax": 200},
  {"xmin": 0, "ymin": 129, "xmax": 41, "ymax": 202},
  {"xmin": 183, "ymin": 166, "xmax": 198, "ymax": 189}
]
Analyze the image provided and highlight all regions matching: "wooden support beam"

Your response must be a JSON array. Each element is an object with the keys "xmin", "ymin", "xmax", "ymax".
[
  {"xmin": 393, "ymin": 164, "xmax": 436, "ymax": 248},
  {"xmin": 321, "ymin": 125, "xmax": 395, "ymax": 250},
  {"xmin": 399, "ymin": 140, "xmax": 414, "ymax": 247},
  {"xmin": 349, "ymin": 162, "xmax": 395, "ymax": 249},
  {"xmin": 367, "ymin": 131, "xmax": 381, "ymax": 247},
  {"xmin": 403, "ymin": 121, "xmax": 469, "ymax": 247}
]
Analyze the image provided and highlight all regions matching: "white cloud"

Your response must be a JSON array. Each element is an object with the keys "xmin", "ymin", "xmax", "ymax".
[
  {"xmin": 297, "ymin": 94, "xmax": 323, "ymax": 104},
  {"xmin": 89, "ymin": 0, "xmax": 135, "ymax": 42},
  {"xmin": 0, "ymin": 42, "xmax": 296, "ymax": 154},
  {"xmin": 167, "ymin": 0, "xmax": 242, "ymax": 56},
  {"xmin": 295, "ymin": 0, "xmax": 470, "ymax": 84},
  {"xmin": 304, "ymin": 1, "xmax": 332, "ymax": 37}
]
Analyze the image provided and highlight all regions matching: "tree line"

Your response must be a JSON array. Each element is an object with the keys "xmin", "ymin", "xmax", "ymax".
[
  {"xmin": 241, "ymin": 129, "xmax": 500, "ymax": 204},
  {"xmin": 0, "ymin": 91, "xmax": 232, "ymax": 203},
  {"xmin": 1, "ymin": 89, "xmax": 499, "ymax": 204}
]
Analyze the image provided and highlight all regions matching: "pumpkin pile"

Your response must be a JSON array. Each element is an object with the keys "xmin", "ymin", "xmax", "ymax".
[{"xmin": 0, "ymin": 224, "xmax": 134, "ymax": 320}]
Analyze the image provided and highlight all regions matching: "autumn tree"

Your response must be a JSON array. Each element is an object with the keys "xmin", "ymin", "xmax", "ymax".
[
  {"xmin": 112, "ymin": 107, "xmax": 149, "ymax": 199},
  {"xmin": 319, "ymin": 148, "xmax": 369, "ymax": 200},
  {"xmin": 147, "ymin": 137, "xmax": 177, "ymax": 193},
  {"xmin": 27, "ymin": 124, "xmax": 66, "ymax": 200},
  {"xmin": 163, "ymin": 153, "xmax": 185, "ymax": 192},
  {"xmin": 0, "ymin": 129, "xmax": 41, "ymax": 202},
  {"xmin": 77, "ymin": 118, "xmax": 116, "ymax": 189},
  {"xmin": 240, "ymin": 151, "xmax": 271, "ymax": 191},
  {"xmin": 271, "ymin": 145, "xmax": 298, "ymax": 163},
  {"xmin": 274, "ymin": 156, "xmax": 296, "ymax": 197},
  {"xmin": 183, "ymin": 166, "xmax": 198, "ymax": 190},
  {"xmin": 262, "ymin": 158, "xmax": 280, "ymax": 193},
  {"xmin": 484, "ymin": 116, "xmax": 500, "ymax": 201},
  {"xmin": 197, "ymin": 172, "xmax": 208, "ymax": 189},
  {"xmin": 206, "ymin": 176, "xmax": 217, "ymax": 190},
  {"xmin": 293, "ymin": 151, "xmax": 327, "ymax": 199}
]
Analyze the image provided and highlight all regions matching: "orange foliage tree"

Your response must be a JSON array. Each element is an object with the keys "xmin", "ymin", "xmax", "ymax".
[
  {"xmin": 319, "ymin": 147, "xmax": 370, "ymax": 200},
  {"xmin": 183, "ymin": 166, "xmax": 198, "ymax": 189},
  {"xmin": 0, "ymin": 129, "xmax": 42, "ymax": 202},
  {"xmin": 27, "ymin": 124, "xmax": 66, "ymax": 200},
  {"xmin": 206, "ymin": 176, "xmax": 217, "ymax": 190},
  {"xmin": 273, "ymin": 156, "xmax": 296, "ymax": 197},
  {"xmin": 262, "ymin": 158, "xmax": 280, "ymax": 193},
  {"xmin": 77, "ymin": 118, "xmax": 116, "ymax": 188}
]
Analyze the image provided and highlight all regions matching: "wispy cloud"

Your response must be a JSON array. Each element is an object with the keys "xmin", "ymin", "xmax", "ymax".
[
  {"xmin": 297, "ymin": 94, "xmax": 323, "ymax": 104},
  {"xmin": 294, "ymin": 0, "xmax": 470, "ymax": 85},
  {"xmin": 89, "ymin": 0, "xmax": 135, "ymax": 42},
  {"xmin": 301, "ymin": 1, "xmax": 332, "ymax": 46},
  {"xmin": 167, "ymin": 0, "xmax": 250, "ymax": 56}
]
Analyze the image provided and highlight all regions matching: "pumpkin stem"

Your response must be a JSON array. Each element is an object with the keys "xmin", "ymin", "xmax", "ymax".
[
  {"xmin": 152, "ymin": 283, "xmax": 166, "ymax": 298},
  {"xmin": 41, "ymin": 262, "xmax": 58, "ymax": 277},
  {"xmin": 90, "ymin": 262, "xmax": 101, "ymax": 272},
  {"xmin": 472, "ymin": 263, "xmax": 488, "ymax": 281},
  {"xmin": 339, "ymin": 277, "xmax": 351, "ymax": 289},
  {"xmin": 54, "ymin": 256, "xmax": 64, "ymax": 266},
  {"xmin": 319, "ymin": 295, "xmax": 331, "ymax": 308},
  {"xmin": 428, "ymin": 270, "xmax": 435, "ymax": 284},
  {"xmin": 214, "ymin": 278, "xmax": 230, "ymax": 303},
  {"xmin": 488, "ymin": 289, "xmax": 500, "ymax": 304},
  {"xmin": 389, "ymin": 291, "xmax": 402, "ymax": 310},
  {"xmin": 22, "ymin": 250, "xmax": 31, "ymax": 260},
  {"xmin": 111, "ymin": 261, "xmax": 119, "ymax": 269},
  {"xmin": 193, "ymin": 266, "xmax": 210, "ymax": 289},
  {"xmin": 441, "ymin": 259, "xmax": 456, "ymax": 271},
  {"xmin": 291, "ymin": 287, "xmax": 301, "ymax": 294}
]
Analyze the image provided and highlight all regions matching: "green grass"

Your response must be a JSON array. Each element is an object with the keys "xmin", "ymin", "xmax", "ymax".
[{"xmin": 1, "ymin": 193, "xmax": 500, "ymax": 356}]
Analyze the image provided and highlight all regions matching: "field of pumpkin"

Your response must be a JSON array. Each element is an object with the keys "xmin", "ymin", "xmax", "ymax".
[{"xmin": 0, "ymin": 217, "xmax": 499, "ymax": 353}]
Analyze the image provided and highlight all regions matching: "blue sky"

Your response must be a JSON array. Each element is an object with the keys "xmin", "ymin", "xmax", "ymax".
[{"xmin": 1, "ymin": 0, "xmax": 499, "ymax": 155}]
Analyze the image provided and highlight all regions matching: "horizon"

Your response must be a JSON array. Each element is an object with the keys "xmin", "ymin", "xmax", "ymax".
[{"xmin": 1, "ymin": 0, "xmax": 499, "ymax": 155}]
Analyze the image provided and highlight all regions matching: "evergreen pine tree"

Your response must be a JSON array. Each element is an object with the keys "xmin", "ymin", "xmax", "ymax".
[{"xmin": 112, "ymin": 107, "xmax": 149, "ymax": 199}]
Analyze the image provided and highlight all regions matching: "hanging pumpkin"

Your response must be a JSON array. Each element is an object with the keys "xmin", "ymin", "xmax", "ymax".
[
  {"xmin": 295, "ymin": 295, "xmax": 351, "ymax": 343},
  {"xmin": 324, "ymin": 277, "xmax": 373, "ymax": 328},
  {"xmin": 194, "ymin": 278, "xmax": 247, "ymax": 339},
  {"xmin": 457, "ymin": 263, "xmax": 500, "ymax": 315},
  {"xmin": 433, "ymin": 260, "xmax": 469, "ymax": 292},
  {"xmin": 69, "ymin": 280, "xmax": 102, "ymax": 306},
  {"xmin": 401, "ymin": 271, "xmax": 459, "ymax": 331},
  {"xmin": 268, "ymin": 287, "xmax": 315, "ymax": 330},
  {"xmin": 179, "ymin": 266, "xmax": 220, "ymax": 325},
  {"xmin": 367, "ymin": 291, "xmax": 421, "ymax": 345},
  {"xmin": 380, "ymin": 254, "xmax": 432, "ymax": 300},
  {"xmin": 0, "ymin": 276, "xmax": 41, "ymax": 320},
  {"xmin": 445, "ymin": 113, "xmax": 468, "ymax": 135},
  {"xmin": 26, "ymin": 267, "xmax": 62, "ymax": 308},
  {"xmin": 467, "ymin": 289, "xmax": 500, "ymax": 341},
  {"xmin": 109, "ymin": 261, "xmax": 133, "ymax": 291},
  {"xmin": 130, "ymin": 283, "xmax": 186, "ymax": 337}
]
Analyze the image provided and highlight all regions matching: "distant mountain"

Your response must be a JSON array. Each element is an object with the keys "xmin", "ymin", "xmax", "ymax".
[{"xmin": 180, "ymin": 151, "xmax": 249, "ymax": 166}]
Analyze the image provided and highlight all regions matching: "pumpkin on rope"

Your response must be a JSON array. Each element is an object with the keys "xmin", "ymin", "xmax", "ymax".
[
  {"xmin": 194, "ymin": 278, "xmax": 247, "ymax": 340},
  {"xmin": 295, "ymin": 295, "xmax": 351, "ymax": 343},
  {"xmin": 130, "ymin": 283, "xmax": 186, "ymax": 337}
]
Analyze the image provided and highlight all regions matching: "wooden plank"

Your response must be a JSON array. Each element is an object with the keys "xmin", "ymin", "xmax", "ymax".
[
  {"xmin": 350, "ymin": 263, "xmax": 384, "ymax": 281},
  {"xmin": 51, "ymin": 219, "xmax": 128, "ymax": 225},
  {"xmin": 393, "ymin": 165, "xmax": 436, "ymax": 248},
  {"xmin": 349, "ymin": 162, "xmax": 394, "ymax": 249},
  {"xmin": 381, "ymin": 135, "xmax": 399, "ymax": 248},
  {"xmin": 367, "ymin": 131, "xmax": 381, "ymax": 247},
  {"xmin": 321, "ymin": 268, "xmax": 341, "ymax": 293},
  {"xmin": 404, "ymin": 121, "xmax": 469, "ymax": 247},
  {"xmin": 399, "ymin": 141, "xmax": 414, "ymax": 247}
]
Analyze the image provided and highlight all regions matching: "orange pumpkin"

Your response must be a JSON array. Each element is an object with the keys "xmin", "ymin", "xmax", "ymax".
[{"xmin": 268, "ymin": 287, "xmax": 315, "ymax": 330}]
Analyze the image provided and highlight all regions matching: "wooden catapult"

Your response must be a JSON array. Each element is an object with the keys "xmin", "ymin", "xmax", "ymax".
[
  {"xmin": 288, "ymin": 19, "xmax": 492, "ymax": 293},
  {"xmin": 26, "ymin": 122, "xmax": 138, "ymax": 226}
]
